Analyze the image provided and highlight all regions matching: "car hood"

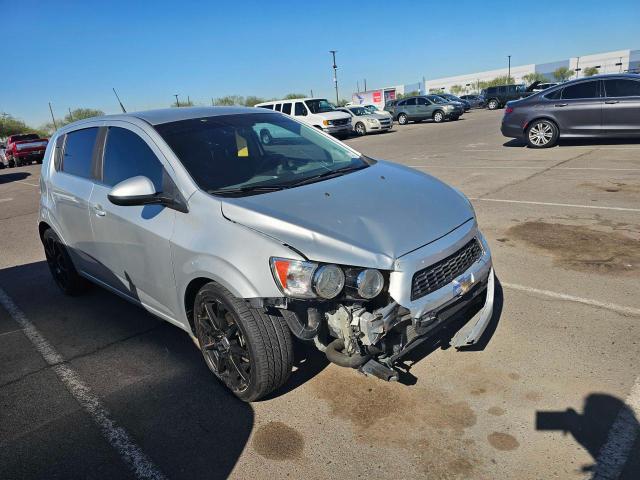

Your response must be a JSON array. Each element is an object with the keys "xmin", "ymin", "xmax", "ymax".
[
  {"xmin": 220, "ymin": 161, "xmax": 474, "ymax": 269},
  {"xmin": 316, "ymin": 111, "xmax": 351, "ymax": 120}
]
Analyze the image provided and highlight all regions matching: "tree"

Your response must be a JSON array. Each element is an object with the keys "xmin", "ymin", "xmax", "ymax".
[
  {"xmin": 283, "ymin": 93, "xmax": 306, "ymax": 100},
  {"xmin": 0, "ymin": 113, "xmax": 31, "ymax": 137},
  {"xmin": 450, "ymin": 85, "xmax": 463, "ymax": 95},
  {"xmin": 553, "ymin": 67, "xmax": 574, "ymax": 82},
  {"xmin": 336, "ymin": 99, "xmax": 349, "ymax": 107},
  {"xmin": 397, "ymin": 90, "xmax": 421, "ymax": 99},
  {"xmin": 243, "ymin": 96, "xmax": 266, "ymax": 107},
  {"xmin": 214, "ymin": 95, "xmax": 244, "ymax": 106},
  {"xmin": 64, "ymin": 108, "xmax": 104, "ymax": 123},
  {"xmin": 583, "ymin": 66, "xmax": 599, "ymax": 77},
  {"xmin": 486, "ymin": 76, "xmax": 515, "ymax": 87},
  {"xmin": 522, "ymin": 72, "xmax": 547, "ymax": 84}
]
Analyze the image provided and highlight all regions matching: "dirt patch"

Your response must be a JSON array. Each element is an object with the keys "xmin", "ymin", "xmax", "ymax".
[
  {"xmin": 581, "ymin": 181, "xmax": 640, "ymax": 194},
  {"xmin": 525, "ymin": 391, "xmax": 542, "ymax": 402},
  {"xmin": 508, "ymin": 372, "xmax": 520, "ymax": 381},
  {"xmin": 507, "ymin": 221, "xmax": 640, "ymax": 275},
  {"xmin": 487, "ymin": 432, "xmax": 519, "ymax": 451},
  {"xmin": 252, "ymin": 421, "xmax": 304, "ymax": 460},
  {"xmin": 488, "ymin": 406, "xmax": 506, "ymax": 416},
  {"xmin": 309, "ymin": 367, "xmax": 480, "ymax": 477}
]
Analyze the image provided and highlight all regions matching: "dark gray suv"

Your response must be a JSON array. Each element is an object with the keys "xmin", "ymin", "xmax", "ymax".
[
  {"xmin": 501, "ymin": 74, "xmax": 640, "ymax": 148},
  {"xmin": 392, "ymin": 95, "xmax": 463, "ymax": 125}
]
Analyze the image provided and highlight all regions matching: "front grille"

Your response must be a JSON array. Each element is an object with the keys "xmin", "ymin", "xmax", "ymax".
[
  {"xmin": 411, "ymin": 238, "xmax": 482, "ymax": 301},
  {"xmin": 332, "ymin": 118, "xmax": 349, "ymax": 126}
]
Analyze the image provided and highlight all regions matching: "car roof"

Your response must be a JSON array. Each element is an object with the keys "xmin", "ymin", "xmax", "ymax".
[
  {"xmin": 255, "ymin": 98, "xmax": 323, "ymax": 106},
  {"xmin": 64, "ymin": 106, "xmax": 277, "ymax": 128}
]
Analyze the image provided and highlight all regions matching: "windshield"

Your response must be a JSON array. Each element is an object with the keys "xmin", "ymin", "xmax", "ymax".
[
  {"xmin": 363, "ymin": 105, "xmax": 379, "ymax": 113},
  {"xmin": 155, "ymin": 113, "xmax": 370, "ymax": 196},
  {"xmin": 13, "ymin": 134, "xmax": 40, "ymax": 141},
  {"xmin": 304, "ymin": 99, "xmax": 335, "ymax": 114},
  {"xmin": 348, "ymin": 107, "xmax": 369, "ymax": 116},
  {"xmin": 427, "ymin": 95, "xmax": 446, "ymax": 104}
]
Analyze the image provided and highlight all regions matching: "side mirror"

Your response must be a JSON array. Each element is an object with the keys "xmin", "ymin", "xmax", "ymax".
[{"xmin": 107, "ymin": 176, "xmax": 188, "ymax": 213}]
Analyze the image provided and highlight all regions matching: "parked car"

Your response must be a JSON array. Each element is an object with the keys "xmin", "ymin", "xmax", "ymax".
[
  {"xmin": 5, "ymin": 133, "xmax": 49, "ymax": 167},
  {"xmin": 460, "ymin": 94, "xmax": 486, "ymax": 108},
  {"xmin": 393, "ymin": 95, "xmax": 464, "ymax": 125},
  {"xmin": 436, "ymin": 93, "xmax": 471, "ymax": 111},
  {"xmin": 336, "ymin": 106, "xmax": 392, "ymax": 135},
  {"xmin": 360, "ymin": 103, "xmax": 394, "ymax": 120},
  {"xmin": 501, "ymin": 74, "xmax": 640, "ymax": 148},
  {"xmin": 255, "ymin": 98, "xmax": 351, "ymax": 138},
  {"xmin": 0, "ymin": 143, "xmax": 6, "ymax": 169},
  {"xmin": 482, "ymin": 84, "xmax": 531, "ymax": 110},
  {"xmin": 383, "ymin": 100, "xmax": 398, "ymax": 115},
  {"xmin": 39, "ymin": 107, "xmax": 494, "ymax": 401}
]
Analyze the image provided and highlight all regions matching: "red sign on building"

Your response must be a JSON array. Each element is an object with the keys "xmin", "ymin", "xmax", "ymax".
[{"xmin": 372, "ymin": 90, "xmax": 382, "ymax": 102}]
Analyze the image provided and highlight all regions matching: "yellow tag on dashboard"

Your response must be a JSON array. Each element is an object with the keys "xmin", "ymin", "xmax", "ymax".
[{"xmin": 236, "ymin": 132, "xmax": 249, "ymax": 157}]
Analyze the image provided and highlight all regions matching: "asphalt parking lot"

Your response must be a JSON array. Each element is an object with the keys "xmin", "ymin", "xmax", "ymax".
[{"xmin": 1, "ymin": 109, "xmax": 638, "ymax": 479}]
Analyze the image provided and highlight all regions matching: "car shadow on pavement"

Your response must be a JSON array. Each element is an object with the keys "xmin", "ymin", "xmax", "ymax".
[
  {"xmin": 503, "ymin": 137, "xmax": 640, "ymax": 148},
  {"xmin": 0, "ymin": 171, "xmax": 31, "ymax": 184},
  {"xmin": 536, "ymin": 393, "xmax": 640, "ymax": 479},
  {"xmin": 394, "ymin": 278, "xmax": 504, "ymax": 386},
  {"xmin": 0, "ymin": 260, "xmax": 254, "ymax": 480}
]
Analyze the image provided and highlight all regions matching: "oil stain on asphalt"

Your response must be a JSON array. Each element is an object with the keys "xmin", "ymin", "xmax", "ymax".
[
  {"xmin": 309, "ymin": 367, "xmax": 480, "ymax": 477},
  {"xmin": 508, "ymin": 221, "xmax": 640, "ymax": 275},
  {"xmin": 252, "ymin": 421, "xmax": 305, "ymax": 461},
  {"xmin": 487, "ymin": 432, "xmax": 520, "ymax": 451}
]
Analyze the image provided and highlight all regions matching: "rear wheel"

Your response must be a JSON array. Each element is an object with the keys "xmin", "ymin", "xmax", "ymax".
[
  {"xmin": 433, "ymin": 110, "xmax": 444, "ymax": 123},
  {"xmin": 526, "ymin": 120, "xmax": 558, "ymax": 148},
  {"xmin": 354, "ymin": 122, "xmax": 366, "ymax": 136},
  {"xmin": 488, "ymin": 99, "xmax": 499, "ymax": 110},
  {"xmin": 397, "ymin": 113, "xmax": 408, "ymax": 125},
  {"xmin": 194, "ymin": 282, "xmax": 293, "ymax": 402},
  {"xmin": 42, "ymin": 229, "xmax": 89, "ymax": 295}
]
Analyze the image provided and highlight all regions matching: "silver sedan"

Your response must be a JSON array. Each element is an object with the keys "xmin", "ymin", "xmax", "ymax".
[{"xmin": 336, "ymin": 106, "xmax": 393, "ymax": 135}]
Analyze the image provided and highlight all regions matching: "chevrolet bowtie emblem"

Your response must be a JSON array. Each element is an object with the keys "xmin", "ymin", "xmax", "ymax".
[{"xmin": 453, "ymin": 273, "xmax": 475, "ymax": 297}]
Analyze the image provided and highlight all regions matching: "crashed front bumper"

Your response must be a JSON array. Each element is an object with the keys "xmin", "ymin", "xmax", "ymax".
[{"xmin": 386, "ymin": 220, "xmax": 494, "ymax": 350}]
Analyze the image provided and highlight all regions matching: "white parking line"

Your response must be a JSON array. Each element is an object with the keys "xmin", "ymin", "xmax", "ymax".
[
  {"xmin": 0, "ymin": 288, "xmax": 167, "ymax": 480},
  {"xmin": 470, "ymin": 198, "xmax": 640, "ymax": 213},
  {"xmin": 17, "ymin": 181, "xmax": 39, "ymax": 187},
  {"xmin": 592, "ymin": 377, "xmax": 640, "ymax": 480},
  {"xmin": 0, "ymin": 198, "xmax": 13, "ymax": 203},
  {"xmin": 409, "ymin": 165, "xmax": 640, "ymax": 171},
  {"xmin": 501, "ymin": 282, "xmax": 640, "ymax": 317}
]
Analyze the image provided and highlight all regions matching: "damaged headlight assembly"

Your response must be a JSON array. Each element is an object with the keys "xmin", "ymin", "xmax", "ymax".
[{"xmin": 270, "ymin": 257, "xmax": 385, "ymax": 300}]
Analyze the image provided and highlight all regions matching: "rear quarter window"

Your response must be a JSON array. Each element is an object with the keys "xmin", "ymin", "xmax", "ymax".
[{"xmin": 61, "ymin": 127, "xmax": 99, "ymax": 179}]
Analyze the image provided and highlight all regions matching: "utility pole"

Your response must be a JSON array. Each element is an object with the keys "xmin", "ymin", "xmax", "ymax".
[
  {"xmin": 48, "ymin": 102, "xmax": 58, "ymax": 130},
  {"xmin": 211, "ymin": 98, "xmax": 215, "ymax": 107},
  {"xmin": 187, "ymin": 95, "xmax": 191, "ymax": 105},
  {"xmin": 173, "ymin": 94, "xmax": 180, "ymax": 107},
  {"xmin": 575, "ymin": 57, "xmax": 581, "ymax": 78},
  {"xmin": 329, "ymin": 50, "xmax": 339, "ymax": 105},
  {"xmin": 357, "ymin": 80, "xmax": 360, "ymax": 93},
  {"xmin": 68, "ymin": 108, "xmax": 73, "ymax": 122},
  {"xmin": 507, "ymin": 55, "xmax": 511, "ymax": 81},
  {"xmin": 113, "ymin": 88, "xmax": 127, "ymax": 112},
  {"xmin": 364, "ymin": 78, "xmax": 367, "ymax": 91},
  {"xmin": 310, "ymin": 89, "xmax": 314, "ymax": 97}
]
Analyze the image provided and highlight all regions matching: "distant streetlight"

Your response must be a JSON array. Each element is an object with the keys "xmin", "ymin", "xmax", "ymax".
[
  {"xmin": 508, "ymin": 55, "xmax": 511, "ymax": 80},
  {"xmin": 173, "ymin": 94, "xmax": 180, "ymax": 107},
  {"xmin": 329, "ymin": 50, "xmax": 339, "ymax": 105}
]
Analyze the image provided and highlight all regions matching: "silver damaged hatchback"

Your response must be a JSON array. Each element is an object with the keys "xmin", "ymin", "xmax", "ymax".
[{"xmin": 39, "ymin": 107, "xmax": 494, "ymax": 401}]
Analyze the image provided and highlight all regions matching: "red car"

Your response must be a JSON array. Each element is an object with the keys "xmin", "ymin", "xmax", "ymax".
[{"xmin": 5, "ymin": 133, "xmax": 49, "ymax": 167}]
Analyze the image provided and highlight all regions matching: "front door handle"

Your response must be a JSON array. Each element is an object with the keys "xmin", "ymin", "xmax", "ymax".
[
  {"xmin": 93, "ymin": 204, "xmax": 106, "ymax": 217},
  {"xmin": 554, "ymin": 103, "xmax": 568, "ymax": 107},
  {"xmin": 605, "ymin": 100, "xmax": 619, "ymax": 104}
]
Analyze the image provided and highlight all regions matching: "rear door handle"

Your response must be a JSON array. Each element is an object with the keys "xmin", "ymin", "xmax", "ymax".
[
  {"xmin": 554, "ymin": 103, "xmax": 568, "ymax": 107},
  {"xmin": 93, "ymin": 204, "xmax": 106, "ymax": 217},
  {"xmin": 605, "ymin": 100, "xmax": 619, "ymax": 104}
]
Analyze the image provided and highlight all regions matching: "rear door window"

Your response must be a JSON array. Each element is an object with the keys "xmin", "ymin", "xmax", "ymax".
[
  {"xmin": 62, "ymin": 127, "xmax": 99, "ymax": 179},
  {"xmin": 102, "ymin": 127, "xmax": 163, "ymax": 191},
  {"xmin": 282, "ymin": 103, "xmax": 292, "ymax": 115},
  {"xmin": 562, "ymin": 81, "xmax": 599, "ymax": 99},
  {"xmin": 258, "ymin": 104, "xmax": 273, "ymax": 110},
  {"xmin": 274, "ymin": 104, "xmax": 282, "ymax": 112},
  {"xmin": 294, "ymin": 102, "xmax": 307, "ymax": 116},
  {"xmin": 604, "ymin": 79, "xmax": 640, "ymax": 97},
  {"xmin": 406, "ymin": 98, "xmax": 417, "ymax": 106},
  {"xmin": 416, "ymin": 97, "xmax": 429, "ymax": 105}
]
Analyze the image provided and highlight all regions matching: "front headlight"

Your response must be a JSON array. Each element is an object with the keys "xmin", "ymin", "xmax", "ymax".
[
  {"xmin": 270, "ymin": 258, "xmax": 317, "ymax": 298},
  {"xmin": 366, "ymin": 118, "xmax": 378, "ymax": 124},
  {"xmin": 444, "ymin": 105, "xmax": 453, "ymax": 110},
  {"xmin": 356, "ymin": 269, "xmax": 384, "ymax": 299},
  {"xmin": 313, "ymin": 265, "xmax": 345, "ymax": 299}
]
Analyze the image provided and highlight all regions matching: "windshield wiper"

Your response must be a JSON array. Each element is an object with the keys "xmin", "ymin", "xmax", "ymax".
[
  {"xmin": 209, "ymin": 184, "xmax": 290, "ymax": 197},
  {"xmin": 288, "ymin": 164, "xmax": 369, "ymax": 187}
]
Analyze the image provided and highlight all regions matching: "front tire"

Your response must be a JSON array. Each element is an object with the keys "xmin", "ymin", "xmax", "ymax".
[
  {"xmin": 194, "ymin": 282, "xmax": 293, "ymax": 402},
  {"xmin": 397, "ymin": 113, "xmax": 408, "ymax": 125},
  {"xmin": 526, "ymin": 120, "xmax": 558, "ymax": 148},
  {"xmin": 42, "ymin": 229, "xmax": 89, "ymax": 295},
  {"xmin": 433, "ymin": 110, "xmax": 444, "ymax": 123},
  {"xmin": 354, "ymin": 122, "xmax": 366, "ymax": 136},
  {"xmin": 488, "ymin": 99, "xmax": 499, "ymax": 110}
]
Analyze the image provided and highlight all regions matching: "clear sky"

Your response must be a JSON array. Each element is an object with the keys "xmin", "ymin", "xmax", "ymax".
[{"xmin": 2, "ymin": 0, "xmax": 638, "ymax": 127}]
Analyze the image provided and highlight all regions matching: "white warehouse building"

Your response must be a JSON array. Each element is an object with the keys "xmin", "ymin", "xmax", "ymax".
[{"xmin": 425, "ymin": 48, "xmax": 640, "ymax": 94}]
